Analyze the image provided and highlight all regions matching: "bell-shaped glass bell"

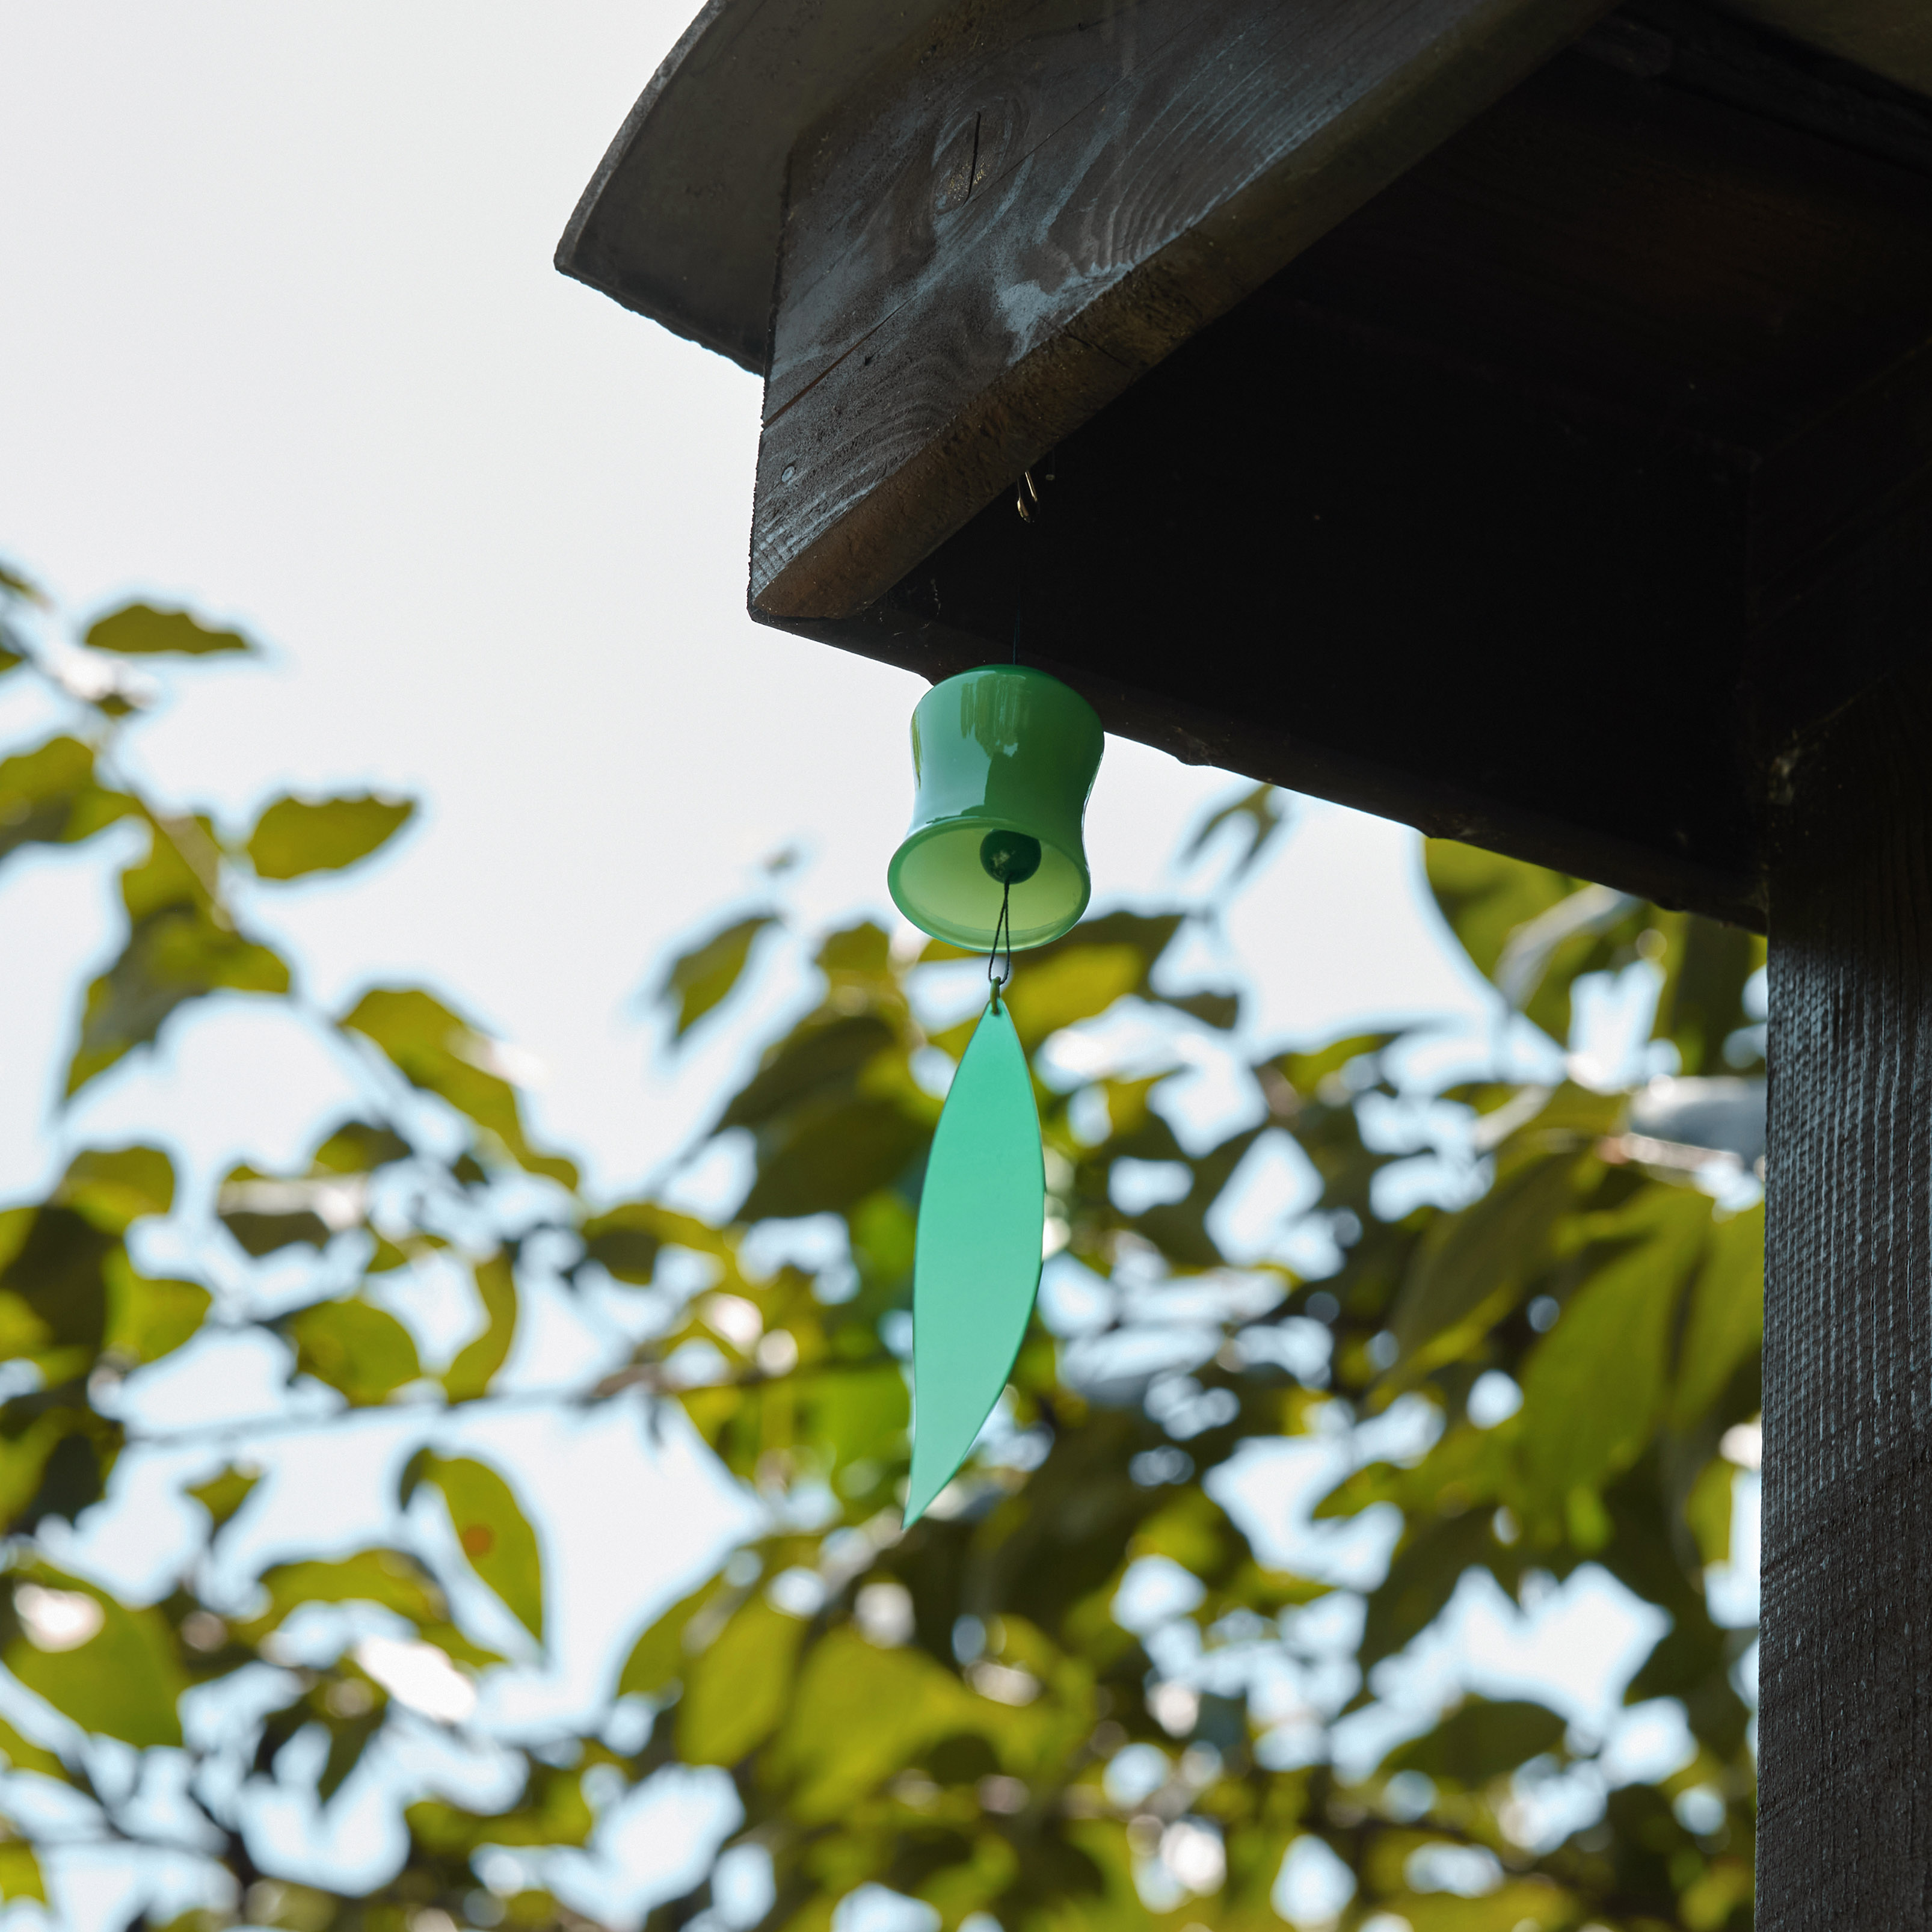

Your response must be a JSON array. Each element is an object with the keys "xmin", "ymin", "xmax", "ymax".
[{"xmin": 888, "ymin": 665, "xmax": 1104, "ymax": 950}]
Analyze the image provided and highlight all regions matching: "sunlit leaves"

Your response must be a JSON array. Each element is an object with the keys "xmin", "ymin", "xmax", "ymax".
[
  {"xmin": 0, "ymin": 1840, "xmax": 45, "ymax": 1904},
  {"xmin": 247, "ymin": 793, "xmax": 414, "ymax": 880},
  {"xmin": 615, "ymin": 1573, "xmax": 731, "ymax": 1701},
  {"xmin": 1180, "ymin": 781, "xmax": 1290, "ymax": 884},
  {"xmin": 1515, "ymin": 1185, "xmax": 1710, "ymax": 1533},
  {"xmin": 54, "ymin": 1144, "xmax": 174, "ymax": 1231},
  {"xmin": 657, "ymin": 914, "xmax": 775, "ymax": 1039},
  {"xmin": 1391, "ymin": 1151, "xmax": 1584, "ymax": 1371},
  {"xmin": 105, "ymin": 1254, "xmax": 211, "ymax": 1363},
  {"xmin": 67, "ymin": 839, "xmax": 291, "ymax": 1091},
  {"xmin": 401, "ymin": 1451, "xmax": 544, "ymax": 1643},
  {"xmin": 677, "ymin": 1596, "xmax": 807, "ymax": 1765},
  {"xmin": 5, "ymin": 1568, "xmax": 186, "ymax": 1747},
  {"xmin": 84, "ymin": 603, "xmax": 254, "ymax": 656},
  {"xmin": 0, "ymin": 737, "xmax": 134, "ymax": 868},
  {"xmin": 442, "ymin": 1254, "xmax": 518, "ymax": 1402},
  {"xmin": 1670, "ymin": 1202, "xmax": 1765, "ymax": 1429},
  {"xmin": 241, "ymin": 1550, "xmax": 462, "ymax": 1646},
  {"xmin": 407, "ymin": 1764, "xmax": 594, "ymax": 1853},
  {"xmin": 0, "ymin": 1714, "xmax": 67, "ymax": 1783},
  {"xmin": 1382, "ymin": 1696, "xmax": 1566, "ymax": 1788},
  {"xmin": 340, "ymin": 988, "xmax": 577, "ymax": 1187},
  {"xmin": 187, "ymin": 1465, "xmax": 262, "ymax": 1539},
  {"xmin": 768, "ymin": 1628, "xmax": 985, "ymax": 1823},
  {"xmin": 0, "ymin": 571, "xmax": 1771, "ymax": 1932},
  {"xmin": 285, "ymin": 1299, "xmax": 422, "ymax": 1406}
]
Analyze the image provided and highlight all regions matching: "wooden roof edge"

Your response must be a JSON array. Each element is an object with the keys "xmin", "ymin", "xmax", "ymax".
[
  {"xmin": 1720, "ymin": 0, "xmax": 1931, "ymax": 102},
  {"xmin": 553, "ymin": 0, "xmax": 955, "ymax": 372},
  {"xmin": 556, "ymin": 0, "xmax": 1930, "ymax": 377},
  {"xmin": 766, "ymin": 601, "xmax": 1771, "ymax": 931}
]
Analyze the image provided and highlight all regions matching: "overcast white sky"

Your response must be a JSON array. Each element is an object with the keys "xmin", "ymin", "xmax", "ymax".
[
  {"xmin": 0, "ymin": 1, "xmax": 1494, "ymax": 1211},
  {"xmin": 0, "ymin": 8, "xmax": 1712, "ymax": 1926}
]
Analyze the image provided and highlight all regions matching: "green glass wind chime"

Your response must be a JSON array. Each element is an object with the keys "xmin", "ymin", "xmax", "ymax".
[{"xmin": 886, "ymin": 563, "xmax": 1104, "ymax": 1523}]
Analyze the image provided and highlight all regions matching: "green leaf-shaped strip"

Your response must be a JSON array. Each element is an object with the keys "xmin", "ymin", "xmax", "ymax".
[{"xmin": 905, "ymin": 992, "xmax": 1043, "ymax": 1525}]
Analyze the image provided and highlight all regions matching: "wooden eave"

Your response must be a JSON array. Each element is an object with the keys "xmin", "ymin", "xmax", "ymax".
[{"xmin": 560, "ymin": 0, "xmax": 1932, "ymax": 931}]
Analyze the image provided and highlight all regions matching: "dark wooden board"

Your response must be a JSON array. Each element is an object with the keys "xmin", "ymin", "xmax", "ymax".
[
  {"xmin": 1762, "ymin": 663, "xmax": 1932, "ymax": 1927},
  {"xmin": 751, "ymin": 0, "xmax": 1622, "ymax": 621}
]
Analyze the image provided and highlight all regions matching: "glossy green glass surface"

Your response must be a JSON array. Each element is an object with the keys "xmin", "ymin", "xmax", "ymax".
[
  {"xmin": 888, "ymin": 665, "xmax": 1103, "ymax": 952},
  {"xmin": 904, "ymin": 992, "xmax": 1045, "ymax": 1525}
]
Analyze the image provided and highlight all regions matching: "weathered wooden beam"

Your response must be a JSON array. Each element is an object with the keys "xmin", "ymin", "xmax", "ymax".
[
  {"xmin": 1762, "ymin": 665, "xmax": 1932, "ymax": 1926},
  {"xmin": 749, "ymin": 0, "xmax": 1620, "ymax": 623}
]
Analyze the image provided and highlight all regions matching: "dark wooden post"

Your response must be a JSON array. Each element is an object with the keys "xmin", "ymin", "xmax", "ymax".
[{"xmin": 1763, "ymin": 668, "xmax": 1932, "ymax": 1923}]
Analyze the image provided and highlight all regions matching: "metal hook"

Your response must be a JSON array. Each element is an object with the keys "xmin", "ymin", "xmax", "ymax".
[
  {"xmin": 987, "ymin": 881, "xmax": 1014, "ymax": 1003},
  {"xmin": 1015, "ymin": 467, "xmax": 1042, "ymax": 523}
]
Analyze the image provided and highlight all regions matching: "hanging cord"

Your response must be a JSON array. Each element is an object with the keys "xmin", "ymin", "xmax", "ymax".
[
  {"xmin": 987, "ymin": 880, "xmax": 1014, "ymax": 1006},
  {"xmin": 1011, "ymin": 459, "xmax": 1051, "ymax": 664}
]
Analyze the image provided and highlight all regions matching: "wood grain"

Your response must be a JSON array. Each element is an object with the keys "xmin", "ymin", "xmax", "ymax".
[
  {"xmin": 1762, "ymin": 666, "xmax": 1932, "ymax": 1925},
  {"xmin": 751, "ymin": 0, "xmax": 1620, "ymax": 620}
]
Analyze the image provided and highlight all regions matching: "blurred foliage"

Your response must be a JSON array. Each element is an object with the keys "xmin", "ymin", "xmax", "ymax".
[{"xmin": 0, "ymin": 561, "xmax": 1762, "ymax": 1931}]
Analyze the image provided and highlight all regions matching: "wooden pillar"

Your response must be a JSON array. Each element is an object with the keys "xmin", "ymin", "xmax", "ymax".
[{"xmin": 1762, "ymin": 668, "xmax": 1932, "ymax": 1922}]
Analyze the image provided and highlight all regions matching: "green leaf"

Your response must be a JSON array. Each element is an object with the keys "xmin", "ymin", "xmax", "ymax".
[
  {"xmin": 317, "ymin": 1703, "xmax": 385, "ymax": 1804},
  {"xmin": 1157, "ymin": 988, "xmax": 1241, "ymax": 1030},
  {"xmin": 1360, "ymin": 1512, "xmax": 1507, "ymax": 1673},
  {"xmin": 1516, "ymin": 1187, "xmax": 1711, "ymax": 1525},
  {"xmin": 766, "ymin": 1628, "xmax": 982, "ymax": 1824},
  {"xmin": 84, "ymin": 603, "xmax": 254, "ymax": 656},
  {"xmin": 443, "ymin": 1254, "xmax": 518, "ymax": 1403},
  {"xmin": 284, "ymin": 1299, "xmax": 422, "ymax": 1406},
  {"xmin": 769, "ymin": 1630, "xmax": 989, "ymax": 1824},
  {"xmin": 5, "ymin": 1567, "xmax": 186, "ymax": 1747},
  {"xmin": 1003, "ymin": 945, "xmax": 1151, "ymax": 1048},
  {"xmin": 801, "ymin": 1364, "xmax": 909, "ymax": 1466},
  {"xmin": 405, "ymin": 1453, "xmax": 544, "ymax": 1643},
  {"xmin": 1180, "ymin": 781, "xmax": 1289, "ymax": 883},
  {"xmin": 55, "ymin": 1144, "xmax": 175, "ymax": 1232},
  {"xmin": 247, "ymin": 1549, "xmax": 447, "ymax": 1632},
  {"xmin": 0, "ymin": 559, "xmax": 45, "ymax": 604},
  {"xmin": 67, "ymin": 906, "xmax": 290, "ymax": 1095},
  {"xmin": 1670, "ymin": 1202, "xmax": 1764, "ymax": 1429},
  {"xmin": 0, "ymin": 1713, "xmax": 67, "ymax": 1782},
  {"xmin": 406, "ymin": 1765, "xmax": 592, "ymax": 1853},
  {"xmin": 1654, "ymin": 917, "xmax": 1765, "ymax": 1077},
  {"xmin": 310, "ymin": 1119, "xmax": 413, "ymax": 1174},
  {"xmin": 1391, "ymin": 1152, "xmax": 1583, "ymax": 1370},
  {"xmin": 217, "ymin": 1165, "xmax": 337, "ymax": 1256},
  {"xmin": 246, "ymin": 794, "xmax": 414, "ymax": 881},
  {"xmin": 0, "ymin": 737, "xmax": 134, "ymax": 867},
  {"xmin": 657, "ymin": 915, "xmax": 775, "ymax": 1039},
  {"xmin": 740, "ymin": 1096, "xmax": 927, "ymax": 1223},
  {"xmin": 220, "ymin": 1207, "xmax": 332, "ymax": 1257},
  {"xmin": 0, "ymin": 1206, "xmax": 113, "ymax": 1361},
  {"xmin": 615, "ymin": 1574, "xmax": 731, "ymax": 1700},
  {"xmin": 0, "ymin": 1840, "xmax": 45, "ymax": 1903},
  {"xmin": 677, "ymin": 1596, "xmax": 807, "ymax": 1765},
  {"xmin": 1382, "ymin": 1696, "xmax": 1567, "ymax": 1787},
  {"xmin": 1684, "ymin": 1457, "xmax": 1734, "ymax": 1569},
  {"xmin": 105, "ymin": 1252, "xmax": 211, "ymax": 1363},
  {"xmin": 187, "ymin": 1464, "xmax": 262, "ymax": 1539},
  {"xmin": 579, "ymin": 1201, "xmax": 672, "ymax": 1284},
  {"xmin": 1424, "ymin": 842, "xmax": 1643, "ymax": 1041},
  {"xmin": 340, "ymin": 987, "xmax": 577, "ymax": 1187}
]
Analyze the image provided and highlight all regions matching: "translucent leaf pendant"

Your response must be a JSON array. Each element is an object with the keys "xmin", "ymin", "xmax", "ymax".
[{"xmin": 905, "ymin": 992, "xmax": 1045, "ymax": 1525}]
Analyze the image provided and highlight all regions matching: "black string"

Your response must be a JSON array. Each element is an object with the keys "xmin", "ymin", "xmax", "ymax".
[{"xmin": 988, "ymin": 881, "xmax": 1013, "ymax": 1003}]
